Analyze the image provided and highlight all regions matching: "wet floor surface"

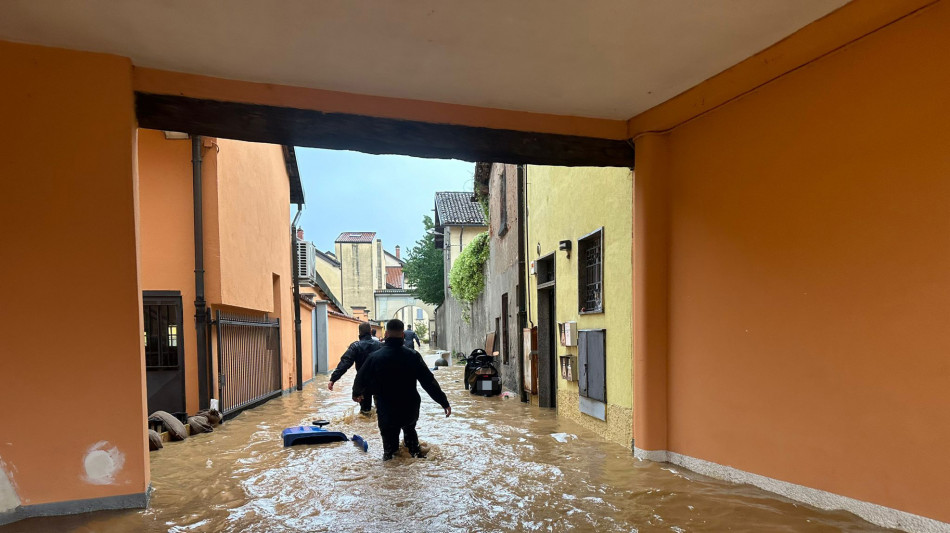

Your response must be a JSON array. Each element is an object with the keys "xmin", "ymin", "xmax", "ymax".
[{"xmin": 7, "ymin": 362, "xmax": 896, "ymax": 533}]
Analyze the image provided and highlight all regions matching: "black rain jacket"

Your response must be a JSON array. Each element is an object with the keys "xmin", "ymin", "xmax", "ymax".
[
  {"xmin": 329, "ymin": 335, "xmax": 382, "ymax": 383},
  {"xmin": 403, "ymin": 330, "xmax": 421, "ymax": 349},
  {"xmin": 353, "ymin": 338, "xmax": 449, "ymax": 427}
]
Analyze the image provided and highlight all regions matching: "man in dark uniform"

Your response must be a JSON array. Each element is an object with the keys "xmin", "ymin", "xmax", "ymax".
[
  {"xmin": 403, "ymin": 324, "xmax": 421, "ymax": 350},
  {"xmin": 353, "ymin": 319, "xmax": 451, "ymax": 460},
  {"xmin": 328, "ymin": 322, "xmax": 381, "ymax": 414}
]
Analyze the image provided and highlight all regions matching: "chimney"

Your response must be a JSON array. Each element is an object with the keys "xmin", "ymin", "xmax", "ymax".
[
  {"xmin": 296, "ymin": 228, "xmax": 304, "ymax": 240},
  {"xmin": 395, "ymin": 245, "xmax": 401, "ymax": 259}
]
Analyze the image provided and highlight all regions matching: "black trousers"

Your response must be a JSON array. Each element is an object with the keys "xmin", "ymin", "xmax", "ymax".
[
  {"xmin": 359, "ymin": 394, "xmax": 373, "ymax": 412},
  {"xmin": 379, "ymin": 419, "xmax": 419, "ymax": 455}
]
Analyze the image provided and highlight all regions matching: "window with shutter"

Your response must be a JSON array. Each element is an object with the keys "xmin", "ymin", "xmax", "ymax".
[
  {"xmin": 578, "ymin": 329, "xmax": 606, "ymax": 403},
  {"xmin": 501, "ymin": 293, "xmax": 510, "ymax": 364}
]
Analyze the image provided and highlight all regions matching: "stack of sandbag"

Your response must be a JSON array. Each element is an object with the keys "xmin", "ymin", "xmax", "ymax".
[{"xmin": 148, "ymin": 411, "xmax": 188, "ymax": 441}]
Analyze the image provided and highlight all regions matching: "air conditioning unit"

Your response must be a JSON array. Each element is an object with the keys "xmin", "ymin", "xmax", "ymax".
[{"xmin": 296, "ymin": 240, "xmax": 316, "ymax": 284}]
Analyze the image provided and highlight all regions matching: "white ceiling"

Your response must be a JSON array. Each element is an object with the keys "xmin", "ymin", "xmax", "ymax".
[{"xmin": 0, "ymin": 0, "xmax": 849, "ymax": 120}]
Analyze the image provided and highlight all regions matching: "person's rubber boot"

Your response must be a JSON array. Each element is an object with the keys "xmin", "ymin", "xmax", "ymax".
[
  {"xmin": 382, "ymin": 452, "xmax": 394, "ymax": 461},
  {"xmin": 408, "ymin": 446, "xmax": 426, "ymax": 458},
  {"xmin": 360, "ymin": 409, "xmax": 372, "ymax": 417}
]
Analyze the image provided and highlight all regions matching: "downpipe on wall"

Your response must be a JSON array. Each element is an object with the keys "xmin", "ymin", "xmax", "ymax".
[
  {"xmin": 517, "ymin": 164, "xmax": 529, "ymax": 403},
  {"xmin": 291, "ymin": 205, "xmax": 304, "ymax": 391},
  {"xmin": 192, "ymin": 135, "xmax": 211, "ymax": 410}
]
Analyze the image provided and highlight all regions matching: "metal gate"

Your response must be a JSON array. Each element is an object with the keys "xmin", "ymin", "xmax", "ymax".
[{"xmin": 215, "ymin": 310, "xmax": 282, "ymax": 418}]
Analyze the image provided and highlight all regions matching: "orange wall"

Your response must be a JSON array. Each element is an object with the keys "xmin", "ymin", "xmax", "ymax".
[
  {"xmin": 137, "ymin": 129, "xmax": 220, "ymax": 414},
  {"xmin": 641, "ymin": 1, "xmax": 950, "ymax": 522},
  {"xmin": 327, "ymin": 314, "xmax": 361, "ymax": 370},
  {"xmin": 301, "ymin": 304, "xmax": 314, "ymax": 383},
  {"xmin": 0, "ymin": 41, "xmax": 148, "ymax": 505},
  {"xmin": 213, "ymin": 139, "xmax": 295, "ymax": 390}
]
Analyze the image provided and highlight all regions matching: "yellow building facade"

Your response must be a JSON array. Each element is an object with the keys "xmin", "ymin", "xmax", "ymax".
[{"xmin": 523, "ymin": 166, "xmax": 633, "ymax": 448}]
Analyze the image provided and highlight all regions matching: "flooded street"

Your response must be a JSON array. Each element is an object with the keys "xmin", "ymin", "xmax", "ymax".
[{"xmin": 8, "ymin": 362, "xmax": 894, "ymax": 533}]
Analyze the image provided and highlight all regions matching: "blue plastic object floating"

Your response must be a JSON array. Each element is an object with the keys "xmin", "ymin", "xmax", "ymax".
[
  {"xmin": 352, "ymin": 434, "xmax": 369, "ymax": 453},
  {"xmin": 282, "ymin": 425, "xmax": 349, "ymax": 447}
]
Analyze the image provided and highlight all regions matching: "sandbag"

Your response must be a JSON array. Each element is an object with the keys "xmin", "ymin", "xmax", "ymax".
[
  {"xmin": 148, "ymin": 410, "xmax": 188, "ymax": 441},
  {"xmin": 188, "ymin": 415, "xmax": 213, "ymax": 434},
  {"xmin": 148, "ymin": 429, "xmax": 163, "ymax": 451},
  {"xmin": 196, "ymin": 408, "xmax": 222, "ymax": 425}
]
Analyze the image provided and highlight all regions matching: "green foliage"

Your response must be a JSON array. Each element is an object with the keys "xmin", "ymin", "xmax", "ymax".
[
  {"xmin": 474, "ymin": 189, "xmax": 490, "ymax": 222},
  {"xmin": 448, "ymin": 231, "xmax": 490, "ymax": 305},
  {"xmin": 403, "ymin": 215, "xmax": 445, "ymax": 306},
  {"xmin": 414, "ymin": 321, "xmax": 428, "ymax": 342}
]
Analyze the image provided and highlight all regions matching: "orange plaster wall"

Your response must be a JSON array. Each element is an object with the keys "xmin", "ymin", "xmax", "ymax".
[
  {"xmin": 300, "ymin": 304, "xmax": 314, "ymax": 383},
  {"xmin": 214, "ymin": 139, "xmax": 295, "ymax": 389},
  {"xmin": 659, "ymin": 2, "xmax": 950, "ymax": 521},
  {"xmin": 137, "ymin": 129, "xmax": 221, "ymax": 415},
  {"xmin": 0, "ymin": 41, "xmax": 148, "ymax": 505},
  {"xmin": 327, "ymin": 315, "xmax": 361, "ymax": 371}
]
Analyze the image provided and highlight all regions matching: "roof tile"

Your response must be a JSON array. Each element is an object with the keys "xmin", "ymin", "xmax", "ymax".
[
  {"xmin": 335, "ymin": 231, "xmax": 376, "ymax": 243},
  {"xmin": 434, "ymin": 191, "xmax": 487, "ymax": 226}
]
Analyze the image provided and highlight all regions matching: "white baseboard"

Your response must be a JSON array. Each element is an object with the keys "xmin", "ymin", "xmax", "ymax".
[{"xmin": 633, "ymin": 447, "xmax": 950, "ymax": 533}]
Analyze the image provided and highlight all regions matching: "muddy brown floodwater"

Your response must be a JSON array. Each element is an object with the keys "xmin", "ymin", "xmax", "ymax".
[{"xmin": 7, "ymin": 362, "xmax": 896, "ymax": 533}]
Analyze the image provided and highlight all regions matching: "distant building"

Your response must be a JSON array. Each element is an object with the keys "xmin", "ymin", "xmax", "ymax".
[
  {"xmin": 138, "ymin": 131, "xmax": 302, "ymax": 418},
  {"xmin": 433, "ymin": 189, "xmax": 489, "ymax": 355},
  {"xmin": 374, "ymin": 243, "xmax": 434, "ymax": 338},
  {"xmin": 334, "ymin": 232, "xmax": 385, "ymax": 317},
  {"xmin": 523, "ymin": 165, "xmax": 633, "ymax": 449}
]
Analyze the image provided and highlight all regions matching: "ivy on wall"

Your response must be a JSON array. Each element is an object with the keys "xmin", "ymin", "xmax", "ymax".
[{"xmin": 448, "ymin": 231, "xmax": 490, "ymax": 309}]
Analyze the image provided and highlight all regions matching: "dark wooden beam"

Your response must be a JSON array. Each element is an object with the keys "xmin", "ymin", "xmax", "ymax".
[{"xmin": 135, "ymin": 93, "xmax": 634, "ymax": 168}]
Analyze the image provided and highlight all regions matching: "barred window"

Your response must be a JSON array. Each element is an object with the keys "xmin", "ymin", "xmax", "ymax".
[
  {"xmin": 144, "ymin": 299, "xmax": 182, "ymax": 369},
  {"xmin": 578, "ymin": 229, "xmax": 603, "ymax": 313}
]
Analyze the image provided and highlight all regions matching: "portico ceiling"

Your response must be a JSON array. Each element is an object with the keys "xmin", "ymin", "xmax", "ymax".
[{"xmin": 0, "ymin": 0, "xmax": 849, "ymax": 120}]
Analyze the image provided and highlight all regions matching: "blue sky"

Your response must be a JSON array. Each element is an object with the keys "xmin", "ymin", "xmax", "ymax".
[{"xmin": 294, "ymin": 148, "xmax": 475, "ymax": 255}]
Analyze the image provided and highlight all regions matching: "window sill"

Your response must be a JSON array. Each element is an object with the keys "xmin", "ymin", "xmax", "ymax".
[
  {"xmin": 579, "ymin": 396, "xmax": 606, "ymax": 420},
  {"xmin": 579, "ymin": 308, "xmax": 604, "ymax": 315}
]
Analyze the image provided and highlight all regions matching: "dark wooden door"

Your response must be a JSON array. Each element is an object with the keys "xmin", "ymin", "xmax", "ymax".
[
  {"xmin": 143, "ymin": 292, "xmax": 186, "ymax": 416},
  {"xmin": 537, "ymin": 286, "xmax": 558, "ymax": 408}
]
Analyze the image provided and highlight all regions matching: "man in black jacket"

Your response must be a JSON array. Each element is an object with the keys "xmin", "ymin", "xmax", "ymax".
[
  {"xmin": 353, "ymin": 319, "xmax": 451, "ymax": 460},
  {"xmin": 403, "ymin": 325, "xmax": 421, "ymax": 350},
  {"xmin": 328, "ymin": 322, "xmax": 381, "ymax": 414}
]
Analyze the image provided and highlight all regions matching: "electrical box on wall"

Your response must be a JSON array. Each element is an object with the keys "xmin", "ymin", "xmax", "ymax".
[
  {"xmin": 560, "ymin": 355, "xmax": 577, "ymax": 382},
  {"xmin": 529, "ymin": 260, "xmax": 537, "ymax": 275},
  {"xmin": 558, "ymin": 321, "xmax": 578, "ymax": 346}
]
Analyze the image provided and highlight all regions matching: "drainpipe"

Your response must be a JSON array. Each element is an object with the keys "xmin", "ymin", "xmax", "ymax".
[
  {"xmin": 291, "ymin": 206, "xmax": 304, "ymax": 391},
  {"xmin": 192, "ymin": 135, "xmax": 210, "ymax": 411},
  {"xmin": 517, "ymin": 164, "xmax": 528, "ymax": 403}
]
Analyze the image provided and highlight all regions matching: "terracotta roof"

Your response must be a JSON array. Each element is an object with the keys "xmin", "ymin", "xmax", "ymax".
[
  {"xmin": 386, "ymin": 266, "xmax": 403, "ymax": 289},
  {"xmin": 335, "ymin": 231, "xmax": 376, "ymax": 243},
  {"xmin": 434, "ymin": 191, "xmax": 486, "ymax": 226}
]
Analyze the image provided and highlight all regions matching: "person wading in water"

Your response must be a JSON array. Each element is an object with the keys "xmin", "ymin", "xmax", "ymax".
[
  {"xmin": 328, "ymin": 322, "xmax": 381, "ymax": 415},
  {"xmin": 403, "ymin": 324, "xmax": 421, "ymax": 351},
  {"xmin": 353, "ymin": 319, "xmax": 451, "ymax": 460}
]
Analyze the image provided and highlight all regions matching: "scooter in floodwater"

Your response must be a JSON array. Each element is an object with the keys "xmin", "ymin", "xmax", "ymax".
[
  {"xmin": 282, "ymin": 419, "xmax": 369, "ymax": 452},
  {"xmin": 464, "ymin": 348, "xmax": 502, "ymax": 396}
]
